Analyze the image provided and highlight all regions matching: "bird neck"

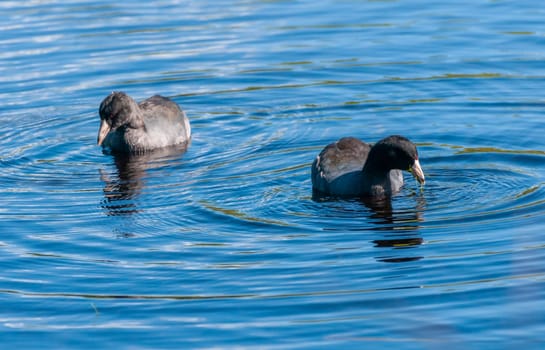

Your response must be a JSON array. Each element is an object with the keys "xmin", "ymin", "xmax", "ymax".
[
  {"xmin": 360, "ymin": 147, "xmax": 395, "ymax": 194},
  {"xmin": 362, "ymin": 146, "xmax": 392, "ymax": 174},
  {"xmin": 126, "ymin": 110, "xmax": 146, "ymax": 130}
]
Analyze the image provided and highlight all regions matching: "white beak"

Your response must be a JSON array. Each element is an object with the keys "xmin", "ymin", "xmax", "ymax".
[
  {"xmin": 97, "ymin": 119, "xmax": 111, "ymax": 146},
  {"xmin": 410, "ymin": 159, "xmax": 425, "ymax": 185}
]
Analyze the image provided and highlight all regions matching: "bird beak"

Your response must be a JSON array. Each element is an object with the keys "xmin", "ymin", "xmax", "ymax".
[
  {"xmin": 409, "ymin": 159, "xmax": 425, "ymax": 185},
  {"xmin": 97, "ymin": 119, "xmax": 111, "ymax": 146}
]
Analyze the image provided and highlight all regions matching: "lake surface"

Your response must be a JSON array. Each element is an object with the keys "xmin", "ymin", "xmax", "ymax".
[{"xmin": 2, "ymin": 0, "xmax": 545, "ymax": 348}]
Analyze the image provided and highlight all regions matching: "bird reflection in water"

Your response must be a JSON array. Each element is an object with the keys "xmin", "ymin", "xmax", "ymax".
[
  {"xmin": 313, "ymin": 191, "xmax": 426, "ymax": 263},
  {"xmin": 99, "ymin": 144, "xmax": 189, "ymax": 216},
  {"xmin": 363, "ymin": 195, "xmax": 426, "ymax": 263}
]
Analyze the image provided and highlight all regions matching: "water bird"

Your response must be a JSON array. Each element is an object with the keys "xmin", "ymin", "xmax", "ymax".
[
  {"xmin": 311, "ymin": 135, "xmax": 425, "ymax": 197},
  {"xmin": 97, "ymin": 92, "xmax": 191, "ymax": 153}
]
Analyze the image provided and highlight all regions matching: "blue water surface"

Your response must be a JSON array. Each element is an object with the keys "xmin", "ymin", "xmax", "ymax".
[{"xmin": 1, "ymin": 0, "xmax": 545, "ymax": 348}]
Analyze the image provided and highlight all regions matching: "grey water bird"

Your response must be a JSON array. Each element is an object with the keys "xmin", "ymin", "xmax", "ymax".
[
  {"xmin": 97, "ymin": 92, "xmax": 191, "ymax": 153},
  {"xmin": 311, "ymin": 135, "xmax": 425, "ymax": 197}
]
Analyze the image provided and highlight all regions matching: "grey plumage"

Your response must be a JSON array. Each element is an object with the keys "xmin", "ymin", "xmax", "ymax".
[
  {"xmin": 312, "ymin": 135, "xmax": 425, "ymax": 198},
  {"xmin": 97, "ymin": 92, "xmax": 191, "ymax": 153}
]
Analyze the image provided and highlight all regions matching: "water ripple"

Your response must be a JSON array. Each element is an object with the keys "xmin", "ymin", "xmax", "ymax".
[{"xmin": 2, "ymin": 0, "xmax": 545, "ymax": 347}]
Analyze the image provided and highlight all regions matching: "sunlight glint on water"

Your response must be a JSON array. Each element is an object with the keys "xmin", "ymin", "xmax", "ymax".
[{"xmin": 1, "ymin": 0, "xmax": 545, "ymax": 348}]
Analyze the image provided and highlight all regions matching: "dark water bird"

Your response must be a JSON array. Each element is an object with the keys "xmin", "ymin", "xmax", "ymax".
[
  {"xmin": 97, "ymin": 92, "xmax": 191, "ymax": 153},
  {"xmin": 311, "ymin": 135, "xmax": 425, "ymax": 198}
]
